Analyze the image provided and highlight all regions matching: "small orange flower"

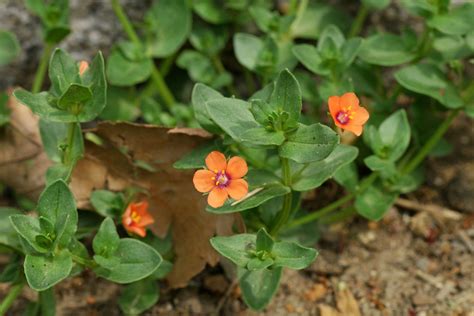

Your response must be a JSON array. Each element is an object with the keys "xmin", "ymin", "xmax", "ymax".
[
  {"xmin": 328, "ymin": 92, "xmax": 369, "ymax": 136},
  {"xmin": 78, "ymin": 61, "xmax": 89, "ymax": 76},
  {"xmin": 122, "ymin": 201, "xmax": 154, "ymax": 237},
  {"xmin": 193, "ymin": 151, "xmax": 249, "ymax": 208}
]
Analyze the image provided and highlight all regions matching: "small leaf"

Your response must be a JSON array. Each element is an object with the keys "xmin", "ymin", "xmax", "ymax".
[
  {"xmin": 57, "ymin": 84, "xmax": 92, "ymax": 111},
  {"xmin": 269, "ymin": 69, "xmax": 302, "ymax": 121},
  {"xmin": 394, "ymin": 63, "xmax": 463, "ymax": 108},
  {"xmin": 362, "ymin": 0, "xmax": 390, "ymax": 10},
  {"xmin": 9, "ymin": 215, "xmax": 47, "ymax": 253},
  {"xmin": 355, "ymin": 185, "xmax": 398, "ymax": 221},
  {"xmin": 93, "ymin": 217, "xmax": 120, "ymax": 257},
  {"xmin": 256, "ymin": 228, "xmax": 273, "ymax": 252},
  {"xmin": 48, "ymin": 49, "xmax": 80, "ymax": 96},
  {"xmin": 358, "ymin": 33, "xmax": 416, "ymax": 66},
  {"xmin": 24, "ymin": 251, "xmax": 73, "ymax": 291},
  {"xmin": 0, "ymin": 30, "xmax": 20, "ymax": 66},
  {"xmin": 90, "ymin": 190, "xmax": 124, "ymax": 218},
  {"xmin": 191, "ymin": 83, "xmax": 224, "ymax": 133},
  {"xmin": 233, "ymin": 33, "xmax": 263, "ymax": 71},
  {"xmin": 238, "ymin": 267, "xmax": 282, "ymax": 311},
  {"xmin": 118, "ymin": 278, "xmax": 159, "ymax": 315},
  {"xmin": 210, "ymin": 234, "xmax": 255, "ymax": 267},
  {"xmin": 173, "ymin": 141, "xmax": 223, "ymax": 170},
  {"xmin": 247, "ymin": 257, "xmax": 274, "ymax": 271},
  {"xmin": 0, "ymin": 208, "xmax": 22, "ymax": 250},
  {"xmin": 279, "ymin": 123, "xmax": 338, "ymax": 164},
  {"xmin": 378, "ymin": 110, "xmax": 411, "ymax": 161},
  {"xmin": 106, "ymin": 48, "xmax": 152, "ymax": 86},
  {"xmin": 272, "ymin": 241, "xmax": 318, "ymax": 270},
  {"xmin": 427, "ymin": 3, "xmax": 474, "ymax": 35}
]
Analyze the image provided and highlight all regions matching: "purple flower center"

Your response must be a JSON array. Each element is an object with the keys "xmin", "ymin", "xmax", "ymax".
[
  {"xmin": 215, "ymin": 171, "xmax": 230, "ymax": 188},
  {"xmin": 336, "ymin": 111, "xmax": 350, "ymax": 125}
]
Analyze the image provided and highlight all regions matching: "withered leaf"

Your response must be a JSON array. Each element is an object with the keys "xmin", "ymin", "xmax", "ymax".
[{"xmin": 71, "ymin": 122, "xmax": 241, "ymax": 288}]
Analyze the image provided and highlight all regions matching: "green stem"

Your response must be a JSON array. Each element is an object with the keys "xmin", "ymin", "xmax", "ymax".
[
  {"xmin": 211, "ymin": 55, "xmax": 237, "ymax": 96},
  {"xmin": 270, "ymin": 158, "xmax": 293, "ymax": 236},
  {"xmin": 65, "ymin": 122, "xmax": 77, "ymax": 166},
  {"xmin": 319, "ymin": 207, "xmax": 356, "ymax": 225},
  {"xmin": 150, "ymin": 66, "xmax": 176, "ymax": 109},
  {"xmin": 288, "ymin": 172, "xmax": 378, "ymax": 228},
  {"xmin": 348, "ymin": 4, "xmax": 368, "ymax": 38},
  {"xmin": 111, "ymin": 0, "xmax": 176, "ymax": 108},
  {"xmin": 0, "ymin": 282, "xmax": 24, "ymax": 315},
  {"xmin": 110, "ymin": 0, "xmax": 141, "ymax": 46},
  {"xmin": 402, "ymin": 109, "xmax": 460, "ymax": 174},
  {"xmin": 71, "ymin": 254, "xmax": 96, "ymax": 268},
  {"xmin": 31, "ymin": 43, "xmax": 53, "ymax": 94}
]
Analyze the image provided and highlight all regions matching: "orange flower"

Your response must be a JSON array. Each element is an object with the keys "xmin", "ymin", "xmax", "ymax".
[
  {"xmin": 328, "ymin": 92, "xmax": 369, "ymax": 136},
  {"xmin": 78, "ymin": 61, "xmax": 89, "ymax": 76},
  {"xmin": 193, "ymin": 151, "xmax": 249, "ymax": 208},
  {"xmin": 122, "ymin": 201, "xmax": 154, "ymax": 237}
]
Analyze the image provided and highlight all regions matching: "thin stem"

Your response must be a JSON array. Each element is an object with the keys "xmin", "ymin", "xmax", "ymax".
[
  {"xmin": 0, "ymin": 282, "xmax": 24, "ymax": 315},
  {"xmin": 111, "ymin": 0, "xmax": 176, "ymax": 108},
  {"xmin": 32, "ymin": 43, "xmax": 53, "ymax": 94},
  {"xmin": 71, "ymin": 254, "xmax": 96, "ymax": 268},
  {"xmin": 65, "ymin": 122, "xmax": 77, "ymax": 166},
  {"xmin": 110, "ymin": 0, "xmax": 141, "ymax": 46},
  {"xmin": 402, "ymin": 109, "xmax": 460, "ymax": 174},
  {"xmin": 150, "ymin": 66, "xmax": 176, "ymax": 109},
  {"xmin": 270, "ymin": 158, "xmax": 293, "ymax": 236},
  {"xmin": 211, "ymin": 55, "xmax": 237, "ymax": 96},
  {"xmin": 348, "ymin": 4, "xmax": 368, "ymax": 38},
  {"xmin": 319, "ymin": 207, "xmax": 356, "ymax": 225},
  {"xmin": 288, "ymin": 172, "xmax": 378, "ymax": 228}
]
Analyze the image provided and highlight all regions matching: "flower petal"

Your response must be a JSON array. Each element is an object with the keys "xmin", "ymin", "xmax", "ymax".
[
  {"xmin": 208, "ymin": 187, "xmax": 228, "ymax": 208},
  {"xmin": 127, "ymin": 225, "xmax": 147, "ymax": 237},
  {"xmin": 193, "ymin": 169, "xmax": 216, "ymax": 193},
  {"xmin": 328, "ymin": 95, "xmax": 341, "ymax": 119},
  {"xmin": 340, "ymin": 92, "xmax": 359, "ymax": 109},
  {"xmin": 344, "ymin": 124, "xmax": 363, "ymax": 136},
  {"xmin": 226, "ymin": 179, "xmax": 248, "ymax": 201},
  {"xmin": 134, "ymin": 201, "xmax": 149, "ymax": 215},
  {"xmin": 205, "ymin": 151, "xmax": 227, "ymax": 172},
  {"xmin": 226, "ymin": 156, "xmax": 248, "ymax": 179},
  {"xmin": 351, "ymin": 106, "xmax": 370, "ymax": 125},
  {"xmin": 139, "ymin": 213, "xmax": 155, "ymax": 227}
]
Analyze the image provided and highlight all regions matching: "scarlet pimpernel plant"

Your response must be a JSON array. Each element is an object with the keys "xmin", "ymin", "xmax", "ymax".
[{"xmin": 0, "ymin": 0, "xmax": 473, "ymax": 314}]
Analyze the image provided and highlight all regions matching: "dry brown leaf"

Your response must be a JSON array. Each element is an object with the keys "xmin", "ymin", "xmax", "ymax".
[
  {"xmin": 71, "ymin": 122, "xmax": 242, "ymax": 288},
  {"xmin": 319, "ymin": 285, "xmax": 361, "ymax": 316},
  {"xmin": 0, "ymin": 91, "xmax": 51, "ymax": 199}
]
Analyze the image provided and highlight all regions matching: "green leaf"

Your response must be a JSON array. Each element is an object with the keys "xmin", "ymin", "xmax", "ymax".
[
  {"xmin": 210, "ymin": 234, "xmax": 255, "ymax": 267},
  {"xmin": 100, "ymin": 86, "xmax": 140, "ymax": 121},
  {"xmin": 0, "ymin": 208, "xmax": 22, "ymax": 250},
  {"xmin": 394, "ymin": 63, "xmax": 463, "ymax": 108},
  {"xmin": 279, "ymin": 123, "xmax": 338, "ymax": 164},
  {"xmin": 40, "ymin": 120, "xmax": 84, "ymax": 164},
  {"xmin": 358, "ymin": 33, "xmax": 416, "ymax": 66},
  {"xmin": 238, "ymin": 267, "xmax": 282, "ymax": 311},
  {"xmin": 13, "ymin": 90, "xmax": 73, "ymax": 122},
  {"xmin": 0, "ymin": 92, "xmax": 9, "ymax": 126},
  {"xmin": 0, "ymin": 30, "xmax": 20, "ymax": 66},
  {"xmin": 192, "ymin": 0, "xmax": 232, "ymax": 24},
  {"xmin": 57, "ymin": 84, "xmax": 92, "ymax": 111},
  {"xmin": 189, "ymin": 24, "xmax": 228, "ymax": 55},
  {"xmin": 378, "ymin": 110, "xmax": 411, "ymax": 161},
  {"xmin": 355, "ymin": 185, "xmax": 398, "ymax": 221},
  {"xmin": 333, "ymin": 162, "xmax": 359, "ymax": 192},
  {"xmin": 206, "ymin": 184, "xmax": 291, "ymax": 213},
  {"xmin": 433, "ymin": 35, "xmax": 471, "ymax": 61},
  {"xmin": 178, "ymin": 50, "xmax": 231, "ymax": 89},
  {"xmin": 146, "ymin": 0, "xmax": 191, "ymax": 57},
  {"xmin": 272, "ymin": 241, "xmax": 318, "ymax": 269},
  {"xmin": 292, "ymin": 44, "xmax": 327, "ymax": 75},
  {"xmin": 24, "ymin": 251, "xmax": 73, "ymax": 291},
  {"xmin": 290, "ymin": 3, "xmax": 350, "ymax": 39},
  {"xmin": 240, "ymin": 128, "xmax": 286, "ymax": 146},
  {"xmin": 233, "ymin": 33, "xmax": 263, "ymax": 71},
  {"xmin": 205, "ymin": 97, "xmax": 260, "ymax": 142},
  {"xmin": 427, "ymin": 3, "xmax": 474, "ymax": 35},
  {"xmin": 106, "ymin": 48, "xmax": 152, "ymax": 86},
  {"xmin": 93, "ymin": 217, "xmax": 120, "ymax": 258},
  {"xmin": 9, "ymin": 215, "xmax": 48, "ymax": 253},
  {"xmin": 362, "ymin": 0, "xmax": 390, "ymax": 10},
  {"xmin": 364, "ymin": 155, "xmax": 397, "ymax": 179},
  {"xmin": 118, "ymin": 278, "xmax": 159, "ymax": 315},
  {"xmin": 90, "ymin": 190, "xmax": 124, "ymax": 218},
  {"xmin": 37, "ymin": 180, "xmax": 77, "ymax": 248},
  {"xmin": 291, "ymin": 145, "xmax": 358, "ymax": 191},
  {"xmin": 48, "ymin": 48, "xmax": 79, "ymax": 96},
  {"xmin": 256, "ymin": 228, "xmax": 273, "ymax": 252},
  {"xmin": 191, "ymin": 83, "xmax": 224, "ymax": 133},
  {"xmin": 269, "ymin": 69, "xmax": 302, "ymax": 121},
  {"xmin": 95, "ymin": 238, "xmax": 162, "ymax": 284},
  {"xmin": 78, "ymin": 51, "xmax": 107, "ymax": 121},
  {"xmin": 247, "ymin": 257, "xmax": 274, "ymax": 271}
]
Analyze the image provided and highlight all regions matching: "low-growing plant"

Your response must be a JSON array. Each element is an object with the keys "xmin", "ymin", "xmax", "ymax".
[{"xmin": 0, "ymin": 0, "xmax": 473, "ymax": 314}]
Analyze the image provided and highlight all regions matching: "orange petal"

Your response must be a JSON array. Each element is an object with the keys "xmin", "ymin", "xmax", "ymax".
[
  {"xmin": 193, "ymin": 169, "xmax": 216, "ymax": 193},
  {"xmin": 345, "ymin": 124, "xmax": 363, "ymax": 136},
  {"xmin": 139, "ymin": 213, "xmax": 155, "ymax": 227},
  {"xmin": 205, "ymin": 151, "xmax": 227, "ymax": 172},
  {"xmin": 134, "ymin": 201, "xmax": 149, "ymax": 215},
  {"xmin": 351, "ymin": 106, "xmax": 370, "ymax": 125},
  {"xmin": 208, "ymin": 187, "xmax": 228, "ymax": 208},
  {"xmin": 127, "ymin": 225, "xmax": 147, "ymax": 237},
  {"xmin": 328, "ymin": 95, "xmax": 341, "ymax": 119},
  {"xmin": 123, "ymin": 203, "xmax": 132, "ymax": 218},
  {"xmin": 226, "ymin": 156, "xmax": 248, "ymax": 179},
  {"xmin": 226, "ymin": 179, "xmax": 248, "ymax": 201},
  {"xmin": 79, "ymin": 61, "xmax": 89, "ymax": 76},
  {"xmin": 340, "ymin": 92, "xmax": 359, "ymax": 109}
]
